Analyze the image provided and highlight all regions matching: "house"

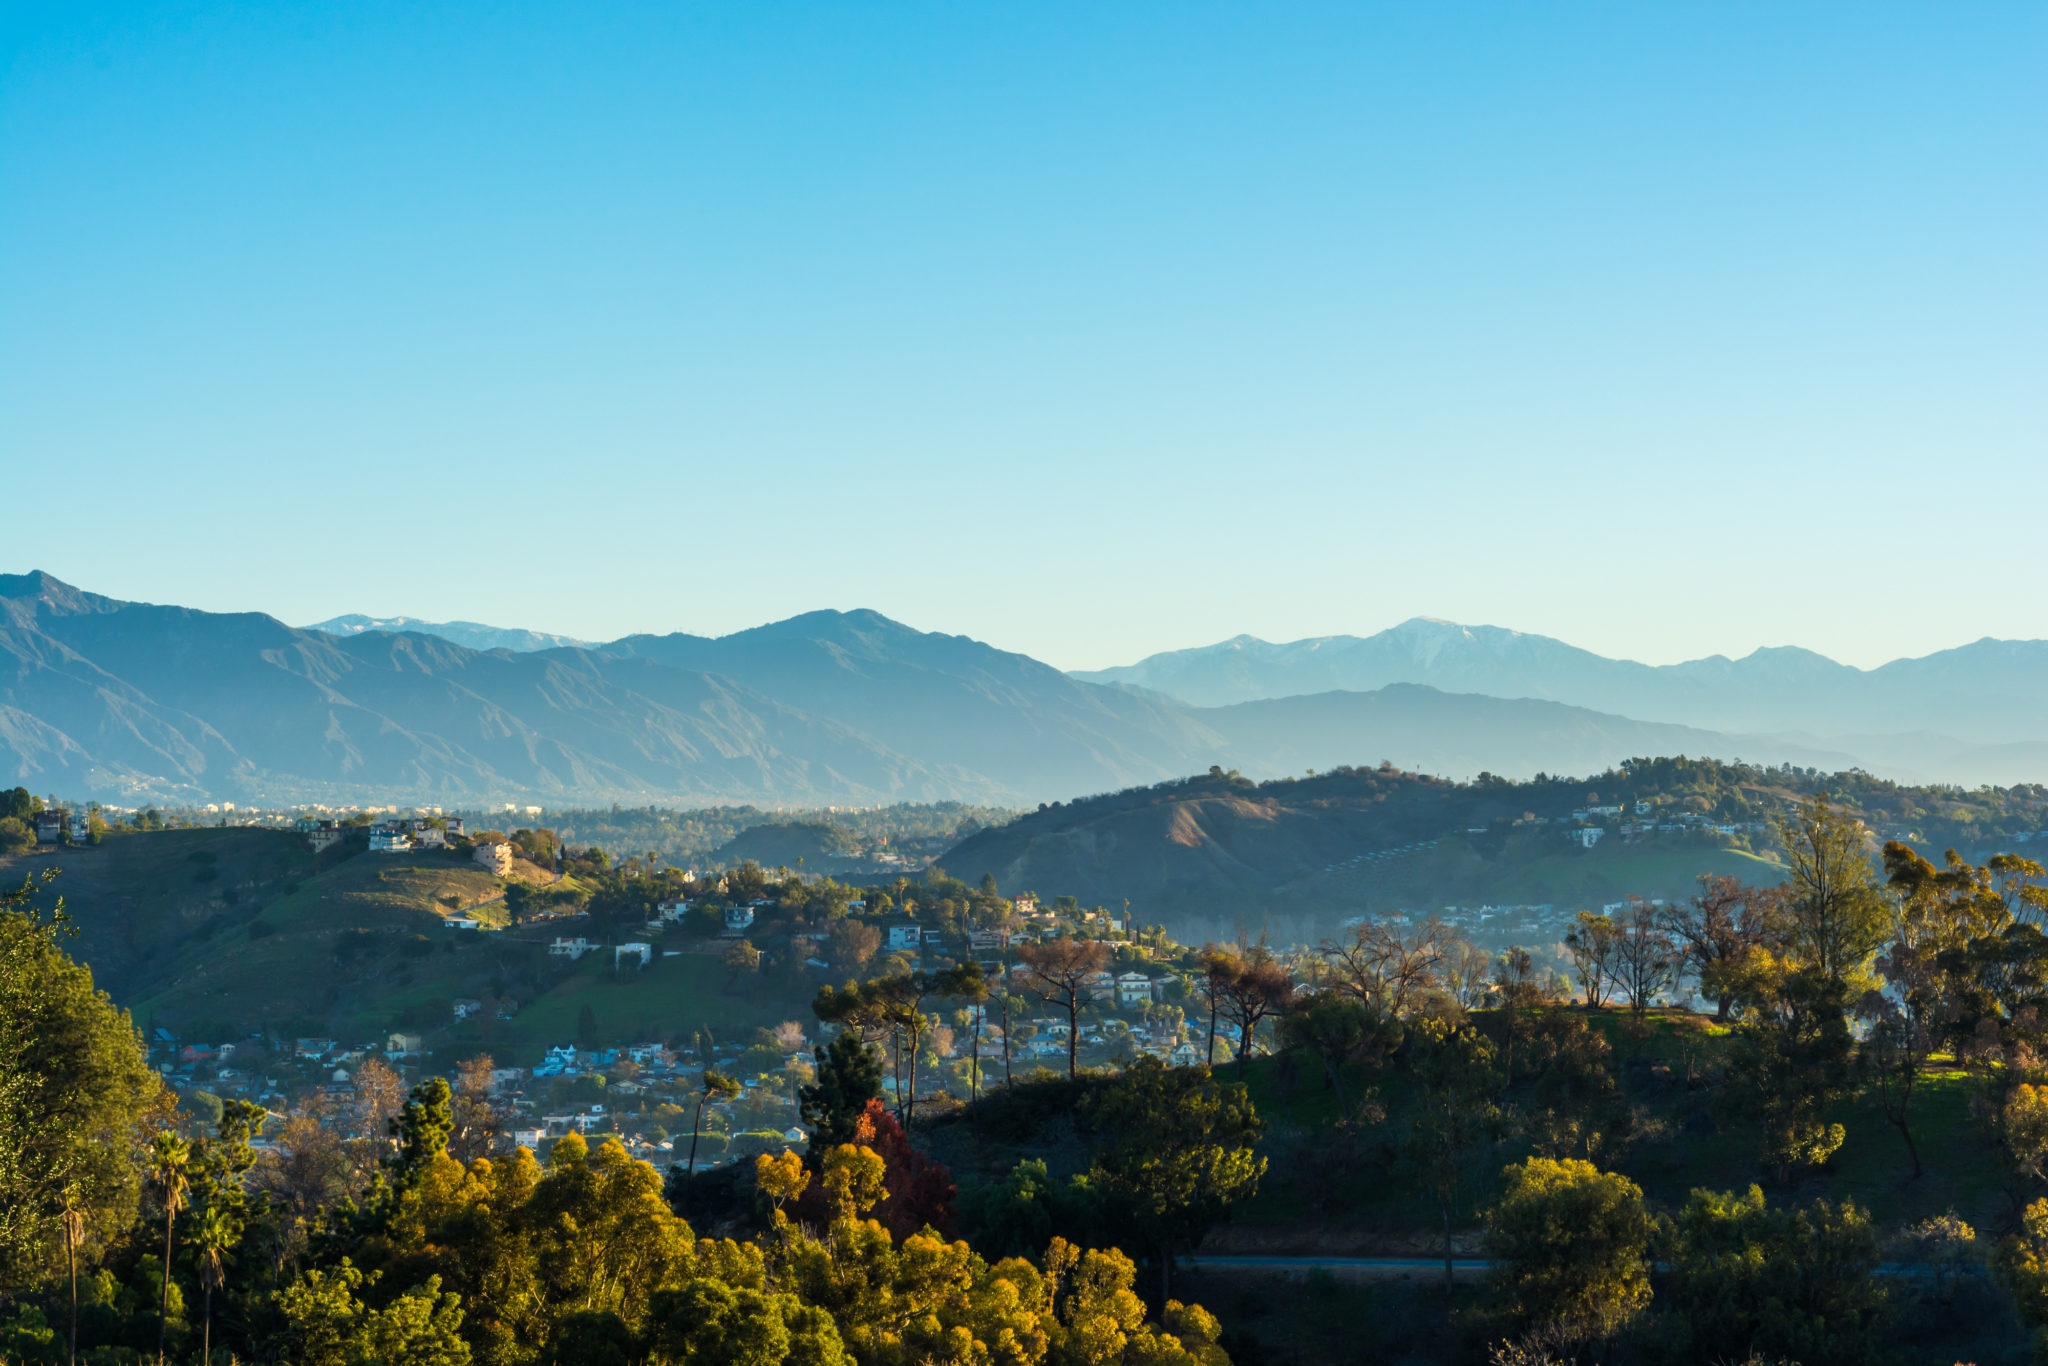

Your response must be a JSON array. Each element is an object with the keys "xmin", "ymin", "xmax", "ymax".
[
  {"xmin": 446, "ymin": 916, "xmax": 481, "ymax": 930},
  {"xmin": 34, "ymin": 810, "xmax": 65, "ymax": 845},
  {"xmin": 511, "ymin": 1127, "xmax": 547, "ymax": 1149},
  {"xmin": 295, "ymin": 1038, "xmax": 336, "ymax": 1058},
  {"xmin": 385, "ymin": 1032, "xmax": 424, "ymax": 1056},
  {"xmin": 549, "ymin": 937, "xmax": 594, "ymax": 959},
  {"xmin": 1116, "ymin": 972, "xmax": 1157, "ymax": 1008},
  {"xmin": 406, "ymin": 820, "xmax": 447, "ymax": 849},
  {"xmin": 968, "ymin": 928, "xmax": 1008, "ymax": 954},
  {"xmin": 723, "ymin": 905, "xmax": 755, "ymax": 936},
  {"xmin": 654, "ymin": 898, "xmax": 691, "ymax": 923},
  {"xmin": 781, "ymin": 1126, "xmax": 806, "ymax": 1143},
  {"xmin": 1011, "ymin": 894, "xmax": 1038, "ymax": 918},
  {"xmin": 474, "ymin": 842, "xmax": 515, "ymax": 875},
  {"xmin": 1084, "ymin": 970, "xmax": 1117, "ymax": 1003},
  {"xmin": 883, "ymin": 921, "xmax": 921, "ymax": 953},
  {"xmin": 615, "ymin": 942, "xmax": 652, "ymax": 969},
  {"xmin": 368, "ymin": 825, "xmax": 413, "ymax": 853},
  {"xmin": 1571, "ymin": 827, "xmax": 1605, "ymax": 849},
  {"xmin": 452, "ymin": 999, "xmax": 484, "ymax": 1022}
]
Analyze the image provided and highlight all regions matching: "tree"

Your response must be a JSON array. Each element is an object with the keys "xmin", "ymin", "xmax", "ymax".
[
  {"xmin": 1403, "ymin": 1019, "xmax": 1504, "ymax": 1294},
  {"xmin": 688, "ymin": 1072, "xmax": 741, "ymax": 1175},
  {"xmin": 1664, "ymin": 1185, "xmax": 1889, "ymax": 1366},
  {"xmin": 148, "ymin": 1131, "xmax": 190, "ymax": 1366},
  {"xmin": 1318, "ymin": 915, "xmax": 1448, "ymax": 1016},
  {"xmin": 824, "ymin": 921, "xmax": 880, "ymax": 976},
  {"xmin": 1209, "ymin": 950, "xmax": 1295, "ymax": 1078},
  {"xmin": 1016, "ymin": 938, "xmax": 1111, "ymax": 1080},
  {"xmin": 1563, "ymin": 912, "xmax": 1619, "ymax": 1008},
  {"xmin": 0, "ymin": 871, "xmax": 161, "ymax": 1295},
  {"xmin": 1995, "ymin": 1198, "xmax": 2048, "ymax": 1359},
  {"xmin": 1776, "ymin": 795, "xmax": 1888, "ymax": 985},
  {"xmin": 798, "ymin": 1032, "xmax": 884, "ymax": 1157},
  {"xmin": 1080, "ymin": 1056, "xmax": 1266, "ymax": 1301},
  {"xmin": 936, "ymin": 962, "xmax": 990, "ymax": 1105},
  {"xmin": 191, "ymin": 1203, "xmax": 236, "ymax": 1366},
  {"xmin": 1609, "ymin": 898, "xmax": 1676, "ymax": 1015},
  {"xmin": 1485, "ymin": 1158, "xmax": 1652, "ymax": 1349},
  {"xmin": 1663, "ymin": 875, "xmax": 1783, "ymax": 1019},
  {"xmin": 720, "ymin": 939, "xmax": 762, "ymax": 991},
  {"xmin": 1723, "ymin": 955, "xmax": 1852, "ymax": 1183},
  {"xmin": 1279, "ymin": 993, "xmax": 1400, "ymax": 1115}
]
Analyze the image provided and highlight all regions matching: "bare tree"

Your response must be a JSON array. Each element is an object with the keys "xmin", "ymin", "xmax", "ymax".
[
  {"xmin": 1320, "ymin": 915, "xmax": 1449, "ymax": 1017},
  {"xmin": 1661, "ymin": 875, "xmax": 1783, "ymax": 1019},
  {"xmin": 1610, "ymin": 898, "xmax": 1676, "ymax": 1015},
  {"xmin": 447, "ymin": 1055, "xmax": 505, "ymax": 1162},
  {"xmin": 1016, "ymin": 938, "xmax": 1112, "ymax": 1080}
]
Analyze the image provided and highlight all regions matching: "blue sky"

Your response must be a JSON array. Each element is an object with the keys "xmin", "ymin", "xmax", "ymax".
[{"xmin": 3, "ymin": 3, "xmax": 2042, "ymax": 670}]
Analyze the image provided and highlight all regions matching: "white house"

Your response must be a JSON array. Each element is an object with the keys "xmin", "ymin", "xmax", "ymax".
[
  {"xmin": 616, "ymin": 942, "xmax": 652, "ymax": 969},
  {"xmin": 654, "ymin": 898, "xmax": 691, "ymax": 923},
  {"xmin": 368, "ymin": 827, "xmax": 413, "ymax": 853},
  {"xmin": 884, "ymin": 922, "xmax": 921, "ymax": 953},
  {"xmin": 723, "ymin": 905, "xmax": 756, "ymax": 936},
  {"xmin": 549, "ymin": 937, "xmax": 595, "ymax": 959},
  {"xmin": 1572, "ymin": 827, "xmax": 1605, "ymax": 849},
  {"xmin": 1116, "ymin": 972, "xmax": 1157, "ymax": 1007}
]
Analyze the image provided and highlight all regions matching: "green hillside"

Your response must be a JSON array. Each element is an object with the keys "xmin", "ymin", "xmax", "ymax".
[{"xmin": 0, "ymin": 831, "xmax": 810, "ymax": 1060}]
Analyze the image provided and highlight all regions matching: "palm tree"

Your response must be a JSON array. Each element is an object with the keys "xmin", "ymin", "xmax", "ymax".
[
  {"xmin": 191, "ymin": 1205, "xmax": 236, "ymax": 1366},
  {"xmin": 148, "ymin": 1131, "xmax": 190, "ymax": 1366},
  {"xmin": 59, "ymin": 1191, "xmax": 85, "ymax": 1366},
  {"xmin": 688, "ymin": 1070, "xmax": 741, "ymax": 1175}
]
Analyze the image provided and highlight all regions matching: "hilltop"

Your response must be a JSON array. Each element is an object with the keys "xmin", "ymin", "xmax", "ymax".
[{"xmin": 940, "ymin": 757, "xmax": 2048, "ymax": 942}]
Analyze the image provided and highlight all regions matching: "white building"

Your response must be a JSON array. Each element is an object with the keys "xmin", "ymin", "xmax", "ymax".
[
  {"xmin": 368, "ymin": 827, "xmax": 413, "ymax": 853},
  {"xmin": 474, "ymin": 842, "xmax": 515, "ymax": 875},
  {"xmin": 616, "ymin": 942, "xmax": 652, "ymax": 969},
  {"xmin": 1116, "ymin": 972, "xmax": 1157, "ymax": 1007},
  {"xmin": 549, "ymin": 937, "xmax": 595, "ymax": 959},
  {"xmin": 1572, "ymin": 827, "xmax": 1605, "ymax": 849}
]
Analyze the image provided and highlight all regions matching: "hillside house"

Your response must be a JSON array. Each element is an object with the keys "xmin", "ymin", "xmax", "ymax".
[
  {"xmin": 385, "ymin": 1032, "xmax": 424, "ymax": 1056},
  {"xmin": 452, "ymin": 999, "xmax": 483, "ymax": 1021},
  {"xmin": 882, "ymin": 920, "xmax": 921, "ymax": 953},
  {"xmin": 549, "ymin": 937, "xmax": 594, "ymax": 959},
  {"xmin": 368, "ymin": 824, "xmax": 413, "ymax": 853},
  {"xmin": 615, "ymin": 942, "xmax": 652, "ymax": 969},
  {"xmin": 723, "ymin": 905, "xmax": 755, "ymax": 936},
  {"xmin": 654, "ymin": 898, "xmax": 691, "ymax": 923},
  {"xmin": 1571, "ymin": 827, "xmax": 1605, "ymax": 849},
  {"xmin": 474, "ymin": 842, "xmax": 515, "ymax": 875},
  {"xmin": 1116, "ymin": 972, "xmax": 1158, "ymax": 1007}
]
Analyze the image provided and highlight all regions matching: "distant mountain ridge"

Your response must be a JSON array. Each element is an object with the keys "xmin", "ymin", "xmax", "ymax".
[
  {"xmin": 3, "ymin": 572, "xmax": 2044, "ymax": 804},
  {"xmin": 304, "ymin": 613, "xmax": 593, "ymax": 653},
  {"xmin": 1073, "ymin": 618, "xmax": 2048, "ymax": 743}
]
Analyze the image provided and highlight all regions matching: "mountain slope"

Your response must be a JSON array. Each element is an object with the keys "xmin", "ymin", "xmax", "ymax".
[
  {"xmin": 0, "ymin": 573, "xmax": 963, "ymax": 804},
  {"xmin": 1076, "ymin": 618, "xmax": 2048, "ymax": 742},
  {"xmin": 602, "ymin": 609, "xmax": 1224, "ymax": 799}
]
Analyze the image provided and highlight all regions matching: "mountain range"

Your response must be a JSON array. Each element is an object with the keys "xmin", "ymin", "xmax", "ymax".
[
  {"xmin": 2, "ymin": 572, "xmax": 2043, "ymax": 806},
  {"xmin": 1074, "ymin": 619, "xmax": 2048, "ymax": 743},
  {"xmin": 304, "ymin": 614, "xmax": 594, "ymax": 653}
]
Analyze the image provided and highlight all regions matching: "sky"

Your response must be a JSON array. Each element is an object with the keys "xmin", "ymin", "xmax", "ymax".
[{"xmin": 2, "ymin": 4, "xmax": 2043, "ymax": 672}]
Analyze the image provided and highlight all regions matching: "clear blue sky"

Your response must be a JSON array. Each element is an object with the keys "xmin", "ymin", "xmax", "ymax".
[{"xmin": 3, "ymin": 3, "xmax": 2042, "ymax": 670}]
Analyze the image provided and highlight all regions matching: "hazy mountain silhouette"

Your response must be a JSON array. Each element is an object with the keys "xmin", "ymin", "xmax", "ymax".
[
  {"xmin": 1074, "ymin": 618, "xmax": 2048, "ymax": 743},
  {"xmin": 3, "ymin": 574, "xmax": 2039, "ymax": 804},
  {"xmin": 304, "ymin": 613, "xmax": 593, "ymax": 653}
]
